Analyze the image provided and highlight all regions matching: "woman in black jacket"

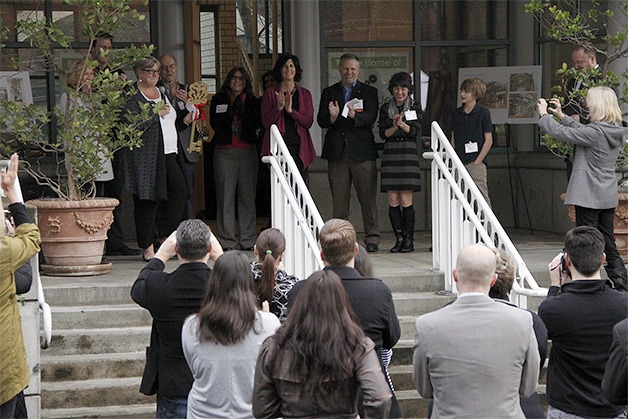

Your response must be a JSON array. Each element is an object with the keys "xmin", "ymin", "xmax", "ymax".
[
  {"xmin": 209, "ymin": 67, "xmax": 261, "ymax": 251},
  {"xmin": 123, "ymin": 57, "xmax": 190, "ymax": 260}
]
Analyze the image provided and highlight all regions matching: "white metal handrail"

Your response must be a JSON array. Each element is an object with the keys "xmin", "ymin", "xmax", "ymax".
[
  {"xmin": 423, "ymin": 121, "xmax": 547, "ymax": 308},
  {"xmin": 261, "ymin": 125, "xmax": 324, "ymax": 279}
]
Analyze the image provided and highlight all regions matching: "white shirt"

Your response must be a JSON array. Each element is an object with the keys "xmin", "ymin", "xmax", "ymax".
[{"xmin": 141, "ymin": 92, "xmax": 178, "ymax": 155}]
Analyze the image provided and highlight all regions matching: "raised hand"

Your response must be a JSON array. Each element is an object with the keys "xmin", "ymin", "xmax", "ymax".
[
  {"xmin": 1, "ymin": 153, "xmax": 19, "ymax": 204},
  {"xmin": 285, "ymin": 90, "xmax": 293, "ymax": 114},
  {"xmin": 275, "ymin": 90, "xmax": 286, "ymax": 111}
]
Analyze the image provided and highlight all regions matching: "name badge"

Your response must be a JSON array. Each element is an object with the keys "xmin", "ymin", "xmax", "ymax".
[
  {"xmin": 216, "ymin": 104, "xmax": 228, "ymax": 113},
  {"xmin": 405, "ymin": 110, "xmax": 418, "ymax": 121},
  {"xmin": 465, "ymin": 142, "xmax": 479, "ymax": 153}
]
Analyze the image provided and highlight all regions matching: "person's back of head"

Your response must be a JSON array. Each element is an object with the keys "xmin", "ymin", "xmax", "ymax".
[
  {"xmin": 454, "ymin": 244, "xmax": 496, "ymax": 293},
  {"xmin": 269, "ymin": 270, "xmax": 365, "ymax": 393},
  {"xmin": 255, "ymin": 228, "xmax": 286, "ymax": 305},
  {"xmin": 320, "ymin": 219, "xmax": 357, "ymax": 267},
  {"xmin": 196, "ymin": 251, "xmax": 258, "ymax": 345},
  {"xmin": 586, "ymin": 86, "xmax": 623, "ymax": 124},
  {"xmin": 176, "ymin": 219, "xmax": 212, "ymax": 261},
  {"xmin": 489, "ymin": 249, "xmax": 517, "ymax": 300},
  {"xmin": 564, "ymin": 226, "xmax": 605, "ymax": 278},
  {"xmin": 354, "ymin": 245, "xmax": 374, "ymax": 277}
]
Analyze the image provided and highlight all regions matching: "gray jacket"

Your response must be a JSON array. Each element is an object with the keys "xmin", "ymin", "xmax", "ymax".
[{"xmin": 538, "ymin": 114, "xmax": 626, "ymax": 209}]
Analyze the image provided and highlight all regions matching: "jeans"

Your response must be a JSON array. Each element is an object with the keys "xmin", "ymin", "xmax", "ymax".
[{"xmin": 156, "ymin": 396, "xmax": 187, "ymax": 419}]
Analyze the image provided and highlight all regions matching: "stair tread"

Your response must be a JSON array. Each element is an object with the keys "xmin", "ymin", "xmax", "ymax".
[
  {"xmin": 41, "ymin": 403, "xmax": 154, "ymax": 418},
  {"xmin": 51, "ymin": 304, "xmax": 144, "ymax": 312},
  {"xmin": 50, "ymin": 325, "xmax": 151, "ymax": 334},
  {"xmin": 42, "ymin": 376, "xmax": 141, "ymax": 391},
  {"xmin": 42, "ymin": 351, "xmax": 145, "ymax": 363}
]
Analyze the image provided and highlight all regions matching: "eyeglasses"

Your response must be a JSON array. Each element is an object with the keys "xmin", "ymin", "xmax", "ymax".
[
  {"xmin": 232, "ymin": 76, "xmax": 245, "ymax": 82},
  {"xmin": 141, "ymin": 69, "xmax": 160, "ymax": 76}
]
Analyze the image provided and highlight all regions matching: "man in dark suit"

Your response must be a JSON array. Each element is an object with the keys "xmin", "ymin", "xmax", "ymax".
[
  {"xmin": 317, "ymin": 53, "xmax": 380, "ymax": 252},
  {"xmin": 158, "ymin": 54, "xmax": 201, "ymax": 219},
  {"xmin": 602, "ymin": 318, "xmax": 628, "ymax": 407},
  {"xmin": 288, "ymin": 219, "xmax": 401, "ymax": 416},
  {"xmin": 131, "ymin": 219, "xmax": 223, "ymax": 418},
  {"xmin": 563, "ymin": 45, "xmax": 600, "ymax": 123}
]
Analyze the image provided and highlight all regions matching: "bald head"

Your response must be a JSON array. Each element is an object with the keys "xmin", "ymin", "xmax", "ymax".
[{"xmin": 453, "ymin": 244, "xmax": 497, "ymax": 293}]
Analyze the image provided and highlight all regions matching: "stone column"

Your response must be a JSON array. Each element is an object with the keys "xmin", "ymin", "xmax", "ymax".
[
  {"xmin": 157, "ymin": 0, "xmax": 186, "ymax": 77},
  {"xmin": 290, "ymin": 0, "xmax": 323, "ymax": 154}
]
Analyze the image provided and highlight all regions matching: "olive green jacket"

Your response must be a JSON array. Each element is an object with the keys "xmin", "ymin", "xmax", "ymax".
[{"xmin": 0, "ymin": 222, "xmax": 41, "ymax": 404}]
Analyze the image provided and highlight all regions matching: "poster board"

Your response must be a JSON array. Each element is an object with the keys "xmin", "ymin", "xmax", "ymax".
[
  {"xmin": 0, "ymin": 71, "xmax": 34, "ymax": 105},
  {"xmin": 458, "ymin": 66, "xmax": 542, "ymax": 124}
]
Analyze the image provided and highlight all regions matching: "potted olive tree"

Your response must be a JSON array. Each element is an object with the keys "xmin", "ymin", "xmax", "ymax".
[
  {"xmin": 526, "ymin": 0, "xmax": 628, "ymax": 260},
  {"xmin": 0, "ymin": 0, "xmax": 156, "ymax": 275}
]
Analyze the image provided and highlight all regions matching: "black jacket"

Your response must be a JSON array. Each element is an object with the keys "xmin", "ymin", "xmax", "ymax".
[
  {"xmin": 318, "ymin": 81, "xmax": 379, "ymax": 162},
  {"xmin": 539, "ymin": 280, "xmax": 628, "ymax": 417},
  {"xmin": 130, "ymin": 259, "xmax": 211, "ymax": 397},
  {"xmin": 209, "ymin": 91, "xmax": 261, "ymax": 146},
  {"xmin": 602, "ymin": 318, "xmax": 628, "ymax": 406}
]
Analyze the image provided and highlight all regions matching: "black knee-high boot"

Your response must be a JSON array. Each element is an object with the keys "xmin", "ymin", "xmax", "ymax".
[
  {"xmin": 389, "ymin": 206, "xmax": 404, "ymax": 253},
  {"xmin": 400, "ymin": 205, "xmax": 415, "ymax": 253}
]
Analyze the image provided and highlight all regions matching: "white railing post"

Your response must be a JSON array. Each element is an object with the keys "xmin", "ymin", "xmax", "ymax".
[
  {"xmin": 422, "ymin": 121, "xmax": 547, "ymax": 307},
  {"xmin": 262, "ymin": 125, "xmax": 325, "ymax": 280}
]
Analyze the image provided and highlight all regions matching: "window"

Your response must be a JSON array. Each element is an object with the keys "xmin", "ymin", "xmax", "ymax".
[
  {"xmin": 237, "ymin": 0, "xmax": 282, "ymax": 55},
  {"xmin": 200, "ymin": 8, "xmax": 219, "ymax": 93}
]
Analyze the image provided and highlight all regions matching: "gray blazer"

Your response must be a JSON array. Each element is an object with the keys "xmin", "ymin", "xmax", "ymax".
[
  {"xmin": 538, "ymin": 114, "xmax": 626, "ymax": 209},
  {"xmin": 413, "ymin": 294, "xmax": 540, "ymax": 419}
]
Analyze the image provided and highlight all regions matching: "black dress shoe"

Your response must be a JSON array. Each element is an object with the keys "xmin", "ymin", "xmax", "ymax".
[
  {"xmin": 105, "ymin": 244, "xmax": 142, "ymax": 256},
  {"xmin": 365, "ymin": 243, "xmax": 379, "ymax": 253}
]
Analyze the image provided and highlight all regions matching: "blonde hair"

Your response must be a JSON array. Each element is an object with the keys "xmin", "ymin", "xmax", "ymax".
[
  {"xmin": 320, "ymin": 219, "xmax": 357, "ymax": 267},
  {"xmin": 587, "ymin": 86, "xmax": 623, "ymax": 124},
  {"xmin": 65, "ymin": 61, "xmax": 88, "ymax": 89}
]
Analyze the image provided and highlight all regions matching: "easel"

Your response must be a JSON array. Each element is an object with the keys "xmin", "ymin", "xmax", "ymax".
[{"xmin": 503, "ymin": 124, "xmax": 534, "ymax": 234}]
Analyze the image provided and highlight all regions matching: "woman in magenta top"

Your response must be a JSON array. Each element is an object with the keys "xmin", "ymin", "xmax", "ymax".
[{"xmin": 261, "ymin": 53, "xmax": 316, "ymax": 184}]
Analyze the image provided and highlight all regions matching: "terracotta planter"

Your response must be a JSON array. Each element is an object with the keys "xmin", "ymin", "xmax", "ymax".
[
  {"xmin": 27, "ymin": 198, "xmax": 119, "ymax": 276},
  {"xmin": 614, "ymin": 193, "xmax": 628, "ymax": 263}
]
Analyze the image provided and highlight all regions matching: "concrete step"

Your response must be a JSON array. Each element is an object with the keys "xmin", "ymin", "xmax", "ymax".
[
  {"xmin": 396, "ymin": 389, "xmax": 430, "ymax": 419},
  {"xmin": 43, "ymin": 283, "xmax": 135, "ymax": 307},
  {"xmin": 390, "ymin": 364, "xmax": 414, "ymax": 392},
  {"xmin": 41, "ymin": 377, "xmax": 154, "ymax": 410},
  {"xmin": 379, "ymin": 270, "xmax": 446, "ymax": 293},
  {"xmin": 42, "ymin": 403, "xmax": 154, "ymax": 419},
  {"xmin": 42, "ymin": 352, "xmax": 145, "ymax": 382},
  {"xmin": 45, "ymin": 326, "xmax": 150, "ymax": 356},
  {"xmin": 399, "ymin": 316, "xmax": 417, "ymax": 340},
  {"xmin": 51, "ymin": 304, "xmax": 152, "ymax": 329},
  {"xmin": 393, "ymin": 292, "xmax": 456, "ymax": 317}
]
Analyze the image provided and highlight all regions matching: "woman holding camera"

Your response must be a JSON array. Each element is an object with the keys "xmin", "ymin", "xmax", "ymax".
[{"xmin": 537, "ymin": 87, "xmax": 628, "ymax": 291}]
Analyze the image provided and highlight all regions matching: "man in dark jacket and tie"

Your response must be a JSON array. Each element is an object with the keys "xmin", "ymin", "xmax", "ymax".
[
  {"xmin": 317, "ymin": 53, "xmax": 380, "ymax": 252},
  {"xmin": 131, "ymin": 219, "xmax": 223, "ymax": 418}
]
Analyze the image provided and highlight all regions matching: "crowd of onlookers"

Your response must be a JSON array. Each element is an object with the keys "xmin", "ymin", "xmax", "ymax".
[{"xmin": 126, "ymin": 214, "xmax": 627, "ymax": 418}]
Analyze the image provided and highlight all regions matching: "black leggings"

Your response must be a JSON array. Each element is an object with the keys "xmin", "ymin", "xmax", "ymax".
[{"xmin": 133, "ymin": 154, "xmax": 188, "ymax": 249}]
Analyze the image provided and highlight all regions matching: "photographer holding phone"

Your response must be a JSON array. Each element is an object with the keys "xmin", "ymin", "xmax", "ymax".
[
  {"xmin": 537, "ymin": 87, "xmax": 628, "ymax": 292},
  {"xmin": 0, "ymin": 154, "xmax": 41, "ymax": 418},
  {"xmin": 540, "ymin": 226, "xmax": 628, "ymax": 419}
]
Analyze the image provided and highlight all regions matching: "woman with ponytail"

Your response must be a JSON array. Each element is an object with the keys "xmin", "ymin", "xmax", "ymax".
[{"xmin": 251, "ymin": 228, "xmax": 300, "ymax": 322}]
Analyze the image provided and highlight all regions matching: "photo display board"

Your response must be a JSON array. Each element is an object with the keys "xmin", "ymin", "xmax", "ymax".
[
  {"xmin": 0, "ymin": 71, "xmax": 34, "ymax": 105},
  {"xmin": 458, "ymin": 66, "xmax": 542, "ymax": 124}
]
